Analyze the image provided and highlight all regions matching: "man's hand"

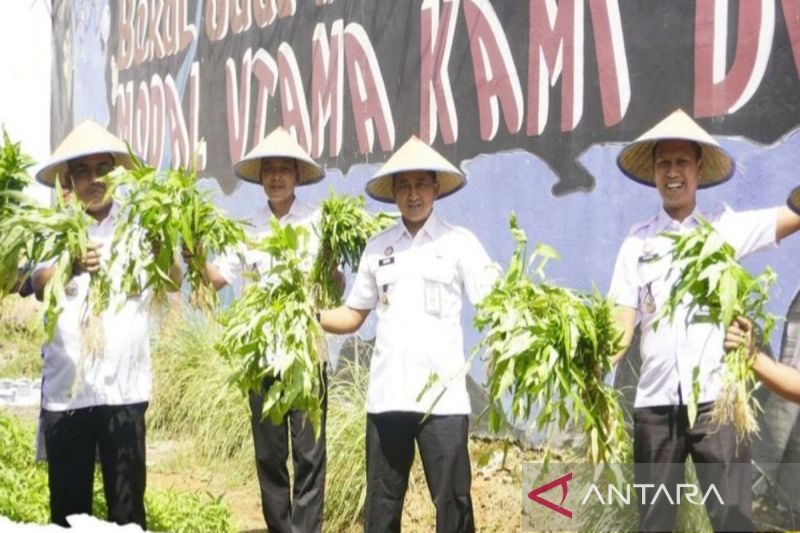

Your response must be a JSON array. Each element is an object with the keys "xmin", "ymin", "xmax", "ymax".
[
  {"xmin": 724, "ymin": 316, "xmax": 755, "ymax": 356},
  {"xmin": 73, "ymin": 242, "xmax": 103, "ymax": 274},
  {"xmin": 181, "ymin": 241, "xmax": 201, "ymax": 264}
]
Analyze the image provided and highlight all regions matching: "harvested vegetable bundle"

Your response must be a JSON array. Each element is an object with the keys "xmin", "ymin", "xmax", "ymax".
[
  {"xmin": 475, "ymin": 215, "xmax": 628, "ymax": 463},
  {"xmin": 0, "ymin": 187, "xmax": 96, "ymax": 340},
  {"xmin": 215, "ymin": 220, "xmax": 325, "ymax": 436},
  {"xmin": 104, "ymin": 160, "xmax": 245, "ymax": 309},
  {"xmin": 659, "ymin": 218, "xmax": 776, "ymax": 441},
  {"xmin": 310, "ymin": 191, "xmax": 395, "ymax": 307},
  {"xmin": 0, "ymin": 128, "xmax": 34, "ymax": 219}
]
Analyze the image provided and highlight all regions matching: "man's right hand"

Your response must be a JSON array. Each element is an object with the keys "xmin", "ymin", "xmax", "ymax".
[
  {"xmin": 724, "ymin": 316, "xmax": 755, "ymax": 356},
  {"xmin": 73, "ymin": 242, "xmax": 103, "ymax": 274},
  {"xmin": 181, "ymin": 242, "xmax": 201, "ymax": 264}
]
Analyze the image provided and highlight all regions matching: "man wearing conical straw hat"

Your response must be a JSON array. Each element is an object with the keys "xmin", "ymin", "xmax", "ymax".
[
  {"xmin": 30, "ymin": 119, "xmax": 176, "ymax": 529},
  {"xmin": 319, "ymin": 136, "xmax": 499, "ymax": 532},
  {"xmin": 191, "ymin": 126, "xmax": 329, "ymax": 532},
  {"xmin": 609, "ymin": 109, "xmax": 800, "ymax": 532}
]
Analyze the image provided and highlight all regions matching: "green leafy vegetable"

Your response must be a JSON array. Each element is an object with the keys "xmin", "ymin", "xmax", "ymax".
[
  {"xmin": 0, "ymin": 127, "xmax": 34, "ymax": 220},
  {"xmin": 103, "ymin": 157, "xmax": 245, "ymax": 310},
  {"xmin": 475, "ymin": 214, "xmax": 628, "ymax": 463},
  {"xmin": 310, "ymin": 190, "xmax": 395, "ymax": 307},
  {"xmin": 215, "ymin": 220, "xmax": 326, "ymax": 437},
  {"xmin": 0, "ymin": 186, "xmax": 97, "ymax": 341},
  {"xmin": 659, "ymin": 217, "xmax": 776, "ymax": 441}
]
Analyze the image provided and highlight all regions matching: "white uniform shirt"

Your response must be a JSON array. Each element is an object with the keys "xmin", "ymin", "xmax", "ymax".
[
  {"xmin": 346, "ymin": 211, "xmax": 499, "ymax": 415},
  {"xmin": 608, "ymin": 203, "xmax": 777, "ymax": 408},
  {"xmin": 213, "ymin": 199, "xmax": 321, "ymax": 364},
  {"xmin": 38, "ymin": 203, "xmax": 154, "ymax": 411},
  {"xmin": 213, "ymin": 199, "xmax": 320, "ymax": 286}
]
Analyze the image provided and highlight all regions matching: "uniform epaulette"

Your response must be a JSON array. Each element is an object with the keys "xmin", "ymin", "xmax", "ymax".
[
  {"xmin": 366, "ymin": 221, "xmax": 400, "ymax": 243},
  {"xmin": 628, "ymin": 215, "xmax": 659, "ymax": 237}
]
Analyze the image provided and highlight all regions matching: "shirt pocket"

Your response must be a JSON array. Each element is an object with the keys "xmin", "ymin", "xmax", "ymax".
[{"xmin": 422, "ymin": 262, "xmax": 459, "ymax": 318}]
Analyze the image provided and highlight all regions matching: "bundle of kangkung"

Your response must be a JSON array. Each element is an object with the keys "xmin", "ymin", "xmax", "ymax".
[
  {"xmin": 0, "ymin": 185, "xmax": 96, "ymax": 340},
  {"xmin": 475, "ymin": 215, "xmax": 629, "ymax": 463},
  {"xmin": 101, "ymin": 159, "xmax": 245, "ymax": 311},
  {"xmin": 216, "ymin": 194, "xmax": 393, "ymax": 437},
  {"xmin": 658, "ymin": 218, "xmax": 776, "ymax": 442},
  {"xmin": 309, "ymin": 190, "xmax": 395, "ymax": 307}
]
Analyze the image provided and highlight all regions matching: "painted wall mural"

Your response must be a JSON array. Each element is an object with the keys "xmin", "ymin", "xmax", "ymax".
[{"xmin": 51, "ymin": 0, "xmax": 800, "ymax": 504}]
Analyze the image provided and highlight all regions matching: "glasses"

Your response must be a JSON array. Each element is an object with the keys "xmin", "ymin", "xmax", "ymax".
[{"xmin": 68, "ymin": 162, "xmax": 115, "ymax": 182}]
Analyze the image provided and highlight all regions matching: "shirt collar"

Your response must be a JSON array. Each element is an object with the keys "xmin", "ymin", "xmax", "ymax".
[
  {"xmin": 393, "ymin": 210, "xmax": 443, "ymax": 242},
  {"xmin": 92, "ymin": 201, "xmax": 119, "ymax": 229},
  {"xmin": 654, "ymin": 205, "xmax": 703, "ymax": 232},
  {"xmin": 263, "ymin": 197, "xmax": 312, "ymax": 222}
]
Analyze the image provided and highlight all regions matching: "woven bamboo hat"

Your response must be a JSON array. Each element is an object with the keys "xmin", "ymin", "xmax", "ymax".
[
  {"xmin": 617, "ymin": 109, "xmax": 735, "ymax": 189},
  {"xmin": 36, "ymin": 120, "xmax": 136, "ymax": 187},
  {"xmin": 234, "ymin": 127, "xmax": 324, "ymax": 185},
  {"xmin": 788, "ymin": 185, "xmax": 800, "ymax": 216},
  {"xmin": 366, "ymin": 136, "xmax": 465, "ymax": 203}
]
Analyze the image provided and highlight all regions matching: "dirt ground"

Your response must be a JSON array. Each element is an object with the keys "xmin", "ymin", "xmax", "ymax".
[
  {"xmin": 145, "ymin": 434, "xmax": 532, "ymax": 532},
  {"xmin": 4, "ymin": 403, "xmax": 535, "ymax": 532},
  {"xmin": 1, "ymin": 298, "xmax": 537, "ymax": 532}
]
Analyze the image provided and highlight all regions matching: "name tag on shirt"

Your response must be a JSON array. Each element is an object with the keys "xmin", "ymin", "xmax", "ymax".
[{"xmin": 424, "ymin": 279, "xmax": 442, "ymax": 316}]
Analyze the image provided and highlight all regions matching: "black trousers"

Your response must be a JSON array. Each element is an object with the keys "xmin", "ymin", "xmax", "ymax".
[
  {"xmin": 248, "ymin": 373, "xmax": 327, "ymax": 533},
  {"xmin": 365, "ymin": 412, "xmax": 475, "ymax": 533},
  {"xmin": 41, "ymin": 402, "xmax": 148, "ymax": 528},
  {"xmin": 633, "ymin": 402, "xmax": 752, "ymax": 533}
]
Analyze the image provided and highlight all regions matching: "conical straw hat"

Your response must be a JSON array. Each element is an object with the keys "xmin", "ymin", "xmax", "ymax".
[
  {"xmin": 36, "ymin": 120, "xmax": 136, "ymax": 187},
  {"xmin": 366, "ymin": 136, "xmax": 465, "ymax": 203},
  {"xmin": 788, "ymin": 185, "xmax": 800, "ymax": 216},
  {"xmin": 617, "ymin": 109, "xmax": 735, "ymax": 188},
  {"xmin": 234, "ymin": 127, "xmax": 324, "ymax": 185}
]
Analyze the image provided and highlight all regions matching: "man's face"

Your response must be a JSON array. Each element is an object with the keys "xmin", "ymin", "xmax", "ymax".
[
  {"xmin": 653, "ymin": 140, "xmax": 702, "ymax": 216},
  {"xmin": 392, "ymin": 171, "xmax": 439, "ymax": 225},
  {"xmin": 67, "ymin": 153, "xmax": 114, "ymax": 214},
  {"xmin": 260, "ymin": 157, "xmax": 298, "ymax": 205}
]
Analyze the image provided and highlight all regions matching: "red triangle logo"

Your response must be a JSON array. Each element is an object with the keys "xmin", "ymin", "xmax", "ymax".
[{"xmin": 528, "ymin": 472, "xmax": 573, "ymax": 519}]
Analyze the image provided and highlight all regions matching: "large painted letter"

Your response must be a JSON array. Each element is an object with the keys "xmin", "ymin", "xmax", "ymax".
[
  {"xmin": 165, "ymin": 75, "xmax": 191, "ymax": 168},
  {"xmin": 781, "ymin": 0, "xmax": 800, "ymax": 77},
  {"xmin": 251, "ymin": 49, "xmax": 279, "ymax": 147},
  {"xmin": 189, "ymin": 61, "xmax": 206, "ymax": 170},
  {"xmin": 113, "ymin": 80, "xmax": 134, "ymax": 145},
  {"xmin": 588, "ymin": 0, "xmax": 629, "ymax": 127},
  {"xmin": 254, "ymin": 0, "xmax": 277, "ymax": 27},
  {"xmin": 149, "ymin": 75, "xmax": 166, "ymax": 167},
  {"xmin": 278, "ymin": 43, "xmax": 312, "ymax": 153},
  {"xmin": 162, "ymin": 0, "xmax": 197, "ymax": 56},
  {"xmin": 344, "ymin": 23, "xmax": 396, "ymax": 154},
  {"xmin": 420, "ymin": 0, "xmax": 459, "ymax": 144},
  {"xmin": 464, "ymin": 0, "xmax": 523, "ymax": 140},
  {"xmin": 695, "ymin": 0, "xmax": 775, "ymax": 116},
  {"xmin": 116, "ymin": 0, "xmax": 135, "ymax": 70},
  {"xmin": 310, "ymin": 20, "xmax": 345, "ymax": 158},
  {"xmin": 231, "ymin": 0, "xmax": 253, "ymax": 34},
  {"xmin": 225, "ymin": 48, "xmax": 253, "ymax": 166},
  {"xmin": 206, "ymin": 0, "xmax": 230, "ymax": 41},
  {"xmin": 527, "ymin": 0, "xmax": 583, "ymax": 135},
  {"xmin": 134, "ymin": 81, "xmax": 151, "ymax": 159}
]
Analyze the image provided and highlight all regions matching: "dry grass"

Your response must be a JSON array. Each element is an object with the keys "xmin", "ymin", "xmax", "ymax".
[{"xmin": 0, "ymin": 296, "xmax": 44, "ymax": 378}]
